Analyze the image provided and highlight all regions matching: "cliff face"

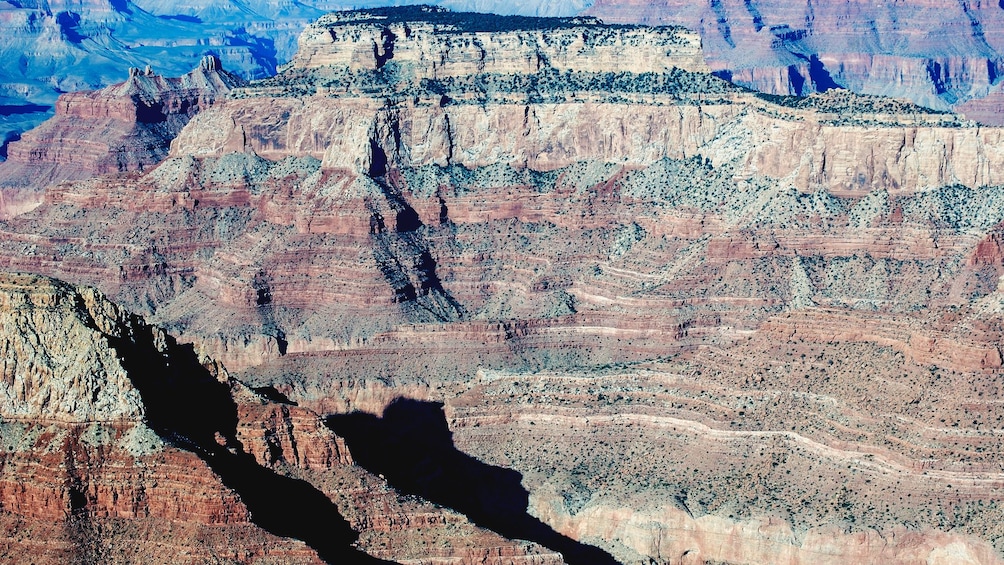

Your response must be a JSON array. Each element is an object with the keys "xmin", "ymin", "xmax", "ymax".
[
  {"xmin": 0, "ymin": 273, "xmax": 324, "ymax": 563},
  {"xmin": 0, "ymin": 272, "xmax": 566, "ymax": 564},
  {"xmin": 175, "ymin": 91, "xmax": 995, "ymax": 196},
  {"xmin": 173, "ymin": 8, "xmax": 991, "ymax": 196},
  {"xmin": 585, "ymin": 0, "xmax": 1004, "ymax": 120},
  {"xmin": 3, "ymin": 6, "xmax": 1004, "ymax": 565},
  {"xmin": 290, "ymin": 8, "xmax": 706, "ymax": 76}
]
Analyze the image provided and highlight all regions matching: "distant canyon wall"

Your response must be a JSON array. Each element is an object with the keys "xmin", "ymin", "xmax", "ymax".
[{"xmin": 586, "ymin": 0, "xmax": 1004, "ymax": 121}]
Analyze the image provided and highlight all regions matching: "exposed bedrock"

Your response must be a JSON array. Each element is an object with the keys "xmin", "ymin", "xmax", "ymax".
[
  {"xmin": 0, "ymin": 273, "xmax": 334, "ymax": 563},
  {"xmin": 440, "ymin": 352, "xmax": 1004, "ymax": 565},
  {"xmin": 2, "ymin": 7, "xmax": 1004, "ymax": 564},
  {"xmin": 0, "ymin": 272, "xmax": 567, "ymax": 564},
  {"xmin": 289, "ymin": 8, "xmax": 708, "ymax": 77},
  {"xmin": 175, "ymin": 93, "xmax": 1001, "ymax": 198},
  {"xmin": 10, "ymin": 107, "xmax": 1004, "ymax": 374}
]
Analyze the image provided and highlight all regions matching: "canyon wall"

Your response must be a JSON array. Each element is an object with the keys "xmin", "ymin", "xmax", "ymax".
[
  {"xmin": 0, "ymin": 273, "xmax": 325, "ymax": 563},
  {"xmin": 290, "ymin": 8, "xmax": 706, "ymax": 76},
  {"xmin": 0, "ymin": 272, "xmax": 569, "ymax": 564},
  {"xmin": 586, "ymin": 0, "xmax": 1004, "ymax": 121},
  {"xmin": 2, "ymin": 6, "xmax": 1004, "ymax": 565},
  {"xmin": 176, "ymin": 92, "xmax": 1000, "ymax": 196},
  {"xmin": 0, "ymin": 0, "xmax": 299, "ymax": 152}
]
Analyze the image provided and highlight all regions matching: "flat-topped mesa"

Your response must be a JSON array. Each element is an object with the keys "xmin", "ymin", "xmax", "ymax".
[
  {"xmin": 179, "ymin": 7, "xmax": 984, "ymax": 194},
  {"xmin": 287, "ymin": 5, "xmax": 709, "ymax": 79}
]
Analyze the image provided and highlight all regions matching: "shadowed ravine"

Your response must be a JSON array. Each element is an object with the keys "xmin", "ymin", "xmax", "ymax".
[
  {"xmin": 368, "ymin": 173, "xmax": 467, "ymax": 323},
  {"xmin": 100, "ymin": 318, "xmax": 388, "ymax": 564},
  {"xmin": 327, "ymin": 398, "xmax": 621, "ymax": 565}
]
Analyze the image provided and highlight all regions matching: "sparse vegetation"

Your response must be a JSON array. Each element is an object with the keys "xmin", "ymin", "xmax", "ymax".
[
  {"xmin": 755, "ymin": 89, "xmax": 966, "ymax": 127},
  {"xmin": 315, "ymin": 5, "xmax": 650, "ymax": 34}
]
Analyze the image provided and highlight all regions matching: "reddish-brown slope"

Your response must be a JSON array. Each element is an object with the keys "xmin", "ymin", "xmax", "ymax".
[{"xmin": 0, "ymin": 273, "xmax": 568, "ymax": 564}]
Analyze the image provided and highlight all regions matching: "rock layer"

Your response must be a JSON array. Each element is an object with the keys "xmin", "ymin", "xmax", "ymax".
[
  {"xmin": 438, "ymin": 343, "xmax": 1004, "ymax": 564},
  {"xmin": 0, "ymin": 272, "xmax": 568, "ymax": 564},
  {"xmin": 290, "ymin": 6, "xmax": 707, "ymax": 76},
  {"xmin": 0, "ymin": 273, "xmax": 324, "ymax": 563},
  {"xmin": 176, "ymin": 92, "xmax": 987, "ymax": 197}
]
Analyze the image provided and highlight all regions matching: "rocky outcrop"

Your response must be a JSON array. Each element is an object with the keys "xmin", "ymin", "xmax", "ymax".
[
  {"xmin": 444, "ymin": 364, "xmax": 1004, "ymax": 565},
  {"xmin": 0, "ymin": 56, "xmax": 244, "ymax": 219},
  {"xmin": 0, "ymin": 272, "xmax": 325, "ymax": 563},
  {"xmin": 0, "ymin": 274, "xmax": 146, "ymax": 421},
  {"xmin": 175, "ymin": 12, "xmax": 982, "ymax": 198},
  {"xmin": 289, "ymin": 6, "xmax": 707, "ymax": 76},
  {"xmin": 0, "ymin": 0, "xmax": 316, "ymax": 147},
  {"xmin": 0, "ymin": 272, "xmax": 569, "ymax": 564},
  {"xmin": 176, "ymin": 91, "xmax": 990, "ymax": 197}
]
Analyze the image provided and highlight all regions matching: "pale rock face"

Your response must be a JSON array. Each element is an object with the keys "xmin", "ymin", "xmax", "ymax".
[
  {"xmin": 291, "ymin": 14, "xmax": 708, "ymax": 76},
  {"xmin": 175, "ymin": 93, "xmax": 1000, "ymax": 196},
  {"xmin": 171, "ymin": 11, "xmax": 999, "ymax": 194},
  {"xmin": 0, "ymin": 273, "xmax": 146, "ymax": 422},
  {"xmin": 532, "ymin": 499, "xmax": 1004, "ymax": 565}
]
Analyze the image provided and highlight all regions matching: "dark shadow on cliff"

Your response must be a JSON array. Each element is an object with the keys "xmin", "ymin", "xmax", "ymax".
[
  {"xmin": 102, "ymin": 323, "xmax": 387, "ymax": 564},
  {"xmin": 367, "ymin": 173, "xmax": 466, "ymax": 323},
  {"xmin": 326, "ymin": 398, "xmax": 620, "ymax": 565}
]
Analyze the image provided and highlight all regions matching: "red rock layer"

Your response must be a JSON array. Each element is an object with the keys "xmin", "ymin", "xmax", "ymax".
[
  {"xmin": 0, "ymin": 272, "xmax": 568, "ymax": 564},
  {"xmin": 0, "ymin": 421, "xmax": 325, "ymax": 564},
  {"xmin": 3, "ymin": 147, "xmax": 1001, "ymax": 374}
]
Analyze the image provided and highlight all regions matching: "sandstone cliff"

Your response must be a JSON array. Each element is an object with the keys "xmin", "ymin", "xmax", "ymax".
[
  {"xmin": 175, "ymin": 89, "xmax": 986, "ymax": 197},
  {"xmin": 289, "ymin": 6, "xmax": 707, "ymax": 76},
  {"xmin": 173, "ymin": 9, "xmax": 981, "ymax": 196}
]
